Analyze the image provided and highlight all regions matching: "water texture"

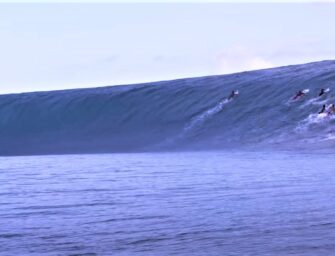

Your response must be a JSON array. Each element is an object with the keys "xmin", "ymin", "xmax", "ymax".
[
  {"xmin": 1, "ymin": 151, "xmax": 335, "ymax": 256},
  {"xmin": 1, "ymin": 61, "xmax": 335, "ymax": 155}
]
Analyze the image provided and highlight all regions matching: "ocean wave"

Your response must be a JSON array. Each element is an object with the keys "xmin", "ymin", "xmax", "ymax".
[{"xmin": 1, "ymin": 60, "xmax": 335, "ymax": 155}]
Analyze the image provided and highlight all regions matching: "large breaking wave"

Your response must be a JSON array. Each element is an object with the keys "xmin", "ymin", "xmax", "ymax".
[{"xmin": 1, "ymin": 60, "xmax": 335, "ymax": 156}]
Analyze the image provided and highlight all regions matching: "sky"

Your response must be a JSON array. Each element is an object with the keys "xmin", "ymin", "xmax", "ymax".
[{"xmin": 1, "ymin": 2, "xmax": 335, "ymax": 94}]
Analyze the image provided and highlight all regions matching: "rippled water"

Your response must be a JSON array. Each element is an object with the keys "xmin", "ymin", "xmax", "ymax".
[{"xmin": 1, "ymin": 151, "xmax": 335, "ymax": 255}]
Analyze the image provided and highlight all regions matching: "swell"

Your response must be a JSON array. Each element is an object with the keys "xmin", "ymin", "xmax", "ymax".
[{"xmin": 1, "ymin": 60, "xmax": 335, "ymax": 156}]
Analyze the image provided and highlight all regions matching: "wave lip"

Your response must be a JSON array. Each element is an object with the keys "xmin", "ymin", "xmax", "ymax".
[{"xmin": 1, "ymin": 60, "xmax": 335, "ymax": 156}]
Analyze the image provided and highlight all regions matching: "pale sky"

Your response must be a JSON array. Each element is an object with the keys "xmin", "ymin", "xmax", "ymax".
[{"xmin": 1, "ymin": 2, "xmax": 335, "ymax": 94}]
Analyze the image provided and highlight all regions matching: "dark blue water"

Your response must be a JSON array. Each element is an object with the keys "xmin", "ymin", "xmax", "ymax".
[
  {"xmin": 1, "ymin": 60, "xmax": 335, "ymax": 156},
  {"xmin": 1, "ymin": 151, "xmax": 335, "ymax": 255}
]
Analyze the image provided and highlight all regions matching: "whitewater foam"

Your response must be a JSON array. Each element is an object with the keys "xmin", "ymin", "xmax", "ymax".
[{"xmin": 184, "ymin": 99, "xmax": 231, "ymax": 133}]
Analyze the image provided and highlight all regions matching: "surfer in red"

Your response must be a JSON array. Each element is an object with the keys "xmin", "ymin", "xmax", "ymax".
[{"xmin": 293, "ymin": 90, "xmax": 307, "ymax": 100}]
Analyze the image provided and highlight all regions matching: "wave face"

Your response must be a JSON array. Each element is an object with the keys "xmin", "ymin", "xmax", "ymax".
[{"xmin": 1, "ymin": 60, "xmax": 335, "ymax": 156}]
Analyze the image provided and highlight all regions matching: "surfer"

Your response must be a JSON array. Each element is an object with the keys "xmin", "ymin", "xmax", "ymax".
[
  {"xmin": 228, "ymin": 90, "xmax": 239, "ymax": 100},
  {"xmin": 319, "ymin": 104, "xmax": 327, "ymax": 114},
  {"xmin": 292, "ymin": 89, "xmax": 308, "ymax": 100},
  {"xmin": 328, "ymin": 104, "xmax": 335, "ymax": 115},
  {"xmin": 319, "ymin": 88, "xmax": 326, "ymax": 97}
]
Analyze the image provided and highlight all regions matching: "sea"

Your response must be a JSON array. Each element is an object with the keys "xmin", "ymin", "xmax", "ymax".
[{"xmin": 1, "ymin": 150, "xmax": 335, "ymax": 256}]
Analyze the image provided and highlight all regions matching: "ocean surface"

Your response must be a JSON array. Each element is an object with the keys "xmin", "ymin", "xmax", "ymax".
[
  {"xmin": 1, "ymin": 60, "xmax": 335, "ymax": 156},
  {"xmin": 1, "ymin": 151, "xmax": 335, "ymax": 256}
]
